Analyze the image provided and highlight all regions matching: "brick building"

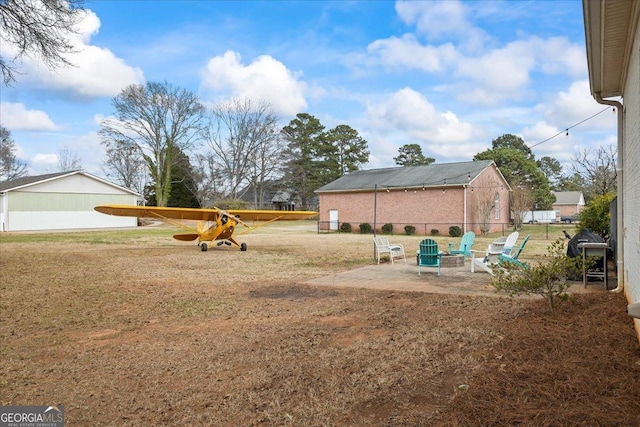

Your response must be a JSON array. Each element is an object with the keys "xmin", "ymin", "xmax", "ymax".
[
  {"xmin": 552, "ymin": 191, "xmax": 585, "ymax": 218},
  {"xmin": 315, "ymin": 160, "xmax": 511, "ymax": 235}
]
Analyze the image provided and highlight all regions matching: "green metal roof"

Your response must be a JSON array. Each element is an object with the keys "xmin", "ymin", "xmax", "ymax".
[
  {"xmin": 315, "ymin": 160, "xmax": 495, "ymax": 193},
  {"xmin": 0, "ymin": 171, "xmax": 73, "ymax": 192},
  {"xmin": 0, "ymin": 171, "xmax": 140, "ymax": 196}
]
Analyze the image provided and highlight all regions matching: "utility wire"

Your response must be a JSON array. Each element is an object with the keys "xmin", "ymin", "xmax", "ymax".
[{"xmin": 528, "ymin": 106, "xmax": 613, "ymax": 149}]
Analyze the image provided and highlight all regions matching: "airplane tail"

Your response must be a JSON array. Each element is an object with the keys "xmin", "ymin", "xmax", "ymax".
[
  {"xmin": 172, "ymin": 221, "xmax": 210, "ymax": 242},
  {"xmin": 173, "ymin": 233, "xmax": 200, "ymax": 241}
]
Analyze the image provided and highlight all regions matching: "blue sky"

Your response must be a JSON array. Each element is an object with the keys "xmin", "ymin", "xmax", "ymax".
[{"xmin": 1, "ymin": 0, "xmax": 618, "ymax": 177}]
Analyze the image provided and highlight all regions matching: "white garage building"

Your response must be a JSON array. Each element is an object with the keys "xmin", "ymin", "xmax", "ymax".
[{"xmin": 0, "ymin": 171, "xmax": 141, "ymax": 232}]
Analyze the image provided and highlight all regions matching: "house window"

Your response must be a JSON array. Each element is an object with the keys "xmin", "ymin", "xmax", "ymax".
[{"xmin": 494, "ymin": 193, "xmax": 500, "ymax": 219}]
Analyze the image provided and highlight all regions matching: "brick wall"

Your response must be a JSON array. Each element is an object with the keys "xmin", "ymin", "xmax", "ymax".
[
  {"xmin": 623, "ymin": 26, "xmax": 640, "ymax": 307},
  {"xmin": 555, "ymin": 205, "xmax": 578, "ymax": 217},
  {"xmin": 317, "ymin": 163, "xmax": 511, "ymax": 234}
]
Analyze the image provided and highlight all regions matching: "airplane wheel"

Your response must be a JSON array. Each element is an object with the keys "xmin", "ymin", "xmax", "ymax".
[
  {"xmin": 241, "ymin": 243, "xmax": 247, "ymax": 251},
  {"xmin": 201, "ymin": 243, "xmax": 208, "ymax": 252}
]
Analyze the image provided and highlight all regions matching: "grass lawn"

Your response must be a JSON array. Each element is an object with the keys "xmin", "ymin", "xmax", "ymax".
[{"xmin": 1, "ymin": 222, "xmax": 639, "ymax": 425}]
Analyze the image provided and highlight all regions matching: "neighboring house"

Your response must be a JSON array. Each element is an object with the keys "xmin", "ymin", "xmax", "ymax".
[
  {"xmin": 552, "ymin": 191, "xmax": 585, "ymax": 217},
  {"xmin": 583, "ymin": 1, "xmax": 640, "ymax": 338},
  {"xmin": 315, "ymin": 160, "xmax": 511, "ymax": 235},
  {"xmin": 271, "ymin": 190, "xmax": 301, "ymax": 211},
  {"xmin": 0, "ymin": 171, "xmax": 141, "ymax": 232},
  {"xmin": 238, "ymin": 180, "xmax": 305, "ymax": 210}
]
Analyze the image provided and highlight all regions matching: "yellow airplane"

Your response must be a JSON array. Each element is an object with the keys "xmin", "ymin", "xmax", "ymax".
[{"xmin": 94, "ymin": 205, "xmax": 317, "ymax": 251}]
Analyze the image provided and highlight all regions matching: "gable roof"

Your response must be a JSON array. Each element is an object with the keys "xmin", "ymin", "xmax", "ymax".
[
  {"xmin": 315, "ymin": 160, "xmax": 499, "ymax": 193},
  {"xmin": 0, "ymin": 171, "xmax": 141, "ymax": 196},
  {"xmin": 552, "ymin": 191, "xmax": 585, "ymax": 205},
  {"xmin": 0, "ymin": 171, "xmax": 70, "ymax": 192}
]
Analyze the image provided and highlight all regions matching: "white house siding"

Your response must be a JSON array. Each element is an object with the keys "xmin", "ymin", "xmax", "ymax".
[
  {"xmin": 6, "ymin": 192, "xmax": 136, "ymax": 231},
  {"xmin": 3, "ymin": 174, "xmax": 138, "ymax": 231},
  {"xmin": 623, "ymin": 24, "xmax": 640, "ymax": 309}
]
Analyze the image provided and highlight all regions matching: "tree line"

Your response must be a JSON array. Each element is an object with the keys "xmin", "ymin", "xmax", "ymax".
[
  {"xmin": 0, "ymin": 0, "xmax": 618, "ymax": 215},
  {"xmin": 1, "ymin": 81, "xmax": 616, "ymax": 213},
  {"xmin": 98, "ymin": 82, "xmax": 369, "ymax": 209}
]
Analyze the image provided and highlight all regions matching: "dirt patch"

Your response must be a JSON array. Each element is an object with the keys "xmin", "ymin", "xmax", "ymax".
[
  {"xmin": 249, "ymin": 284, "xmax": 339, "ymax": 300},
  {"xmin": 1, "ymin": 226, "xmax": 639, "ymax": 425}
]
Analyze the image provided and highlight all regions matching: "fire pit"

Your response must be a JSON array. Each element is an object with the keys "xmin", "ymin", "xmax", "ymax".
[
  {"xmin": 416, "ymin": 252, "xmax": 465, "ymax": 267},
  {"xmin": 440, "ymin": 253, "xmax": 465, "ymax": 268}
]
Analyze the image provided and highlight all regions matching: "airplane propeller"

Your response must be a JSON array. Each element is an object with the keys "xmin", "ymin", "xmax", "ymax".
[{"xmin": 214, "ymin": 207, "xmax": 249, "ymax": 227}]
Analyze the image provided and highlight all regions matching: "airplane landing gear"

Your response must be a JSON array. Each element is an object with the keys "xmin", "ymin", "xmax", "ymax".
[
  {"xmin": 201, "ymin": 243, "xmax": 208, "ymax": 252},
  {"xmin": 241, "ymin": 243, "xmax": 247, "ymax": 251}
]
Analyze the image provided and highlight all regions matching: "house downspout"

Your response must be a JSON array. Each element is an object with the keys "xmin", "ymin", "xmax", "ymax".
[
  {"xmin": 463, "ymin": 185, "xmax": 467, "ymax": 233},
  {"xmin": 594, "ymin": 94, "xmax": 624, "ymax": 293}
]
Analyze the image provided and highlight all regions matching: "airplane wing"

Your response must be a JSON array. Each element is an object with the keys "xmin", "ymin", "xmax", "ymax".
[
  {"xmin": 225, "ymin": 209, "xmax": 318, "ymax": 221},
  {"xmin": 95, "ymin": 205, "xmax": 317, "ymax": 222},
  {"xmin": 95, "ymin": 205, "xmax": 220, "ymax": 221}
]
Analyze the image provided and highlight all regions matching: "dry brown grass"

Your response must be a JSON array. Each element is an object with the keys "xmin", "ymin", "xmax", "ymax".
[{"xmin": 1, "ymin": 223, "xmax": 639, "ymax": 426}]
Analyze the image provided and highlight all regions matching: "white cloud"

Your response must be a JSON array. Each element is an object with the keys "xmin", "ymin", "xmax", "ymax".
[
  {"xmin": 456, "ymin": 40, "xmax": 535, "ymax": 94},
  {"xmin": 34, "ymin": 44, "xmax": 145, "ymax": 97},
  {"xmin": 522, "ymin": 121, "xmax": 560, "ymax": 144},
  {"xmin": 395, "ymin": 0, "xmax": 489, "ymax": 51},
  {"xmin": 200, "ymin": 50, "xmax": 308, "ymax": 116},
  {"xmin": 4, "ymin": 8, "xmax": 144, "ymax": 97},
  {"xmin": 545, "ymin": 80, "xmax": 616, "ymax": 129},
  {"xmin": 367, "ymin": 34, "xmax": 457, "ymax": 72},
  {"xmin": 365, "ymin": 87, "xmax": 481, "ymax": 160},
  {"xmin": 361, "ymin": 1, "xmax": 587, "ymax": 107},
  {"xmin": 396, "ymin": 0, "xmax": 467, "ymax": 40},
  {"xmin": 518, "ymin": 80, "xmax": 617, "ymax": 163},
  {"xmin": 31, "ymin": 153, "xmax": 59, "ymax": 170},
  {"xmin": 535, "ymin": 37, "xmax": 586, "ymax": 78},
  {"xmin": 0, "ymin": 102, "xmax": 58, "ymax": 131}
]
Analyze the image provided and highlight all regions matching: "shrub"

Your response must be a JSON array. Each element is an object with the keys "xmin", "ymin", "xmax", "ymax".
[
  {"xmin": 359, "ymin": 223, "xmax": 372, "ymax": 234},
  {"xmin": 492, "ymin": 239, "xmax": 583, "ymax": 312},
  {"xmin": 449, "ymin": 225, "xmax": 462, "ymax": 237},
  {"xmin": 430, "ymin": 228, "xmax": 439, "ymax": 236},
  {"xmin": 404, "ymin": 225, "xmax": 416, "ymax": 235},
  {"xmin": 382, "ymin": 223, "xmax": 393, "ymax": 234},
  {"xmin": 340, "ymin": 222, "xmax": 352, "ymax": 233},
  {"xmin": 578, "ymin": 192, "xmax": 615, "ymax": 240},
  {"xmin": 213, "ymin": 199, "xmax": 250, "ymax": 210}
]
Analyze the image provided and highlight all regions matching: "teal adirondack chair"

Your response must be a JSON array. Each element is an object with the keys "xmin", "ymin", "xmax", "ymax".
[
  {"xmin": 448, "ymin": 231, "xmax": 475, "ymax": 258},
  {"xmin": 418, "ymin": 238, "xmax": 443, "ymax": 276},
  {"xmin": 499, "ymin": 234, "xmax": 531, "ymax": 268}
]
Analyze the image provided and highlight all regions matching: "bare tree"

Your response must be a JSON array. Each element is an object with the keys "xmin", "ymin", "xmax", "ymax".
[
  {"xmin": 191, "ymin": 153, "xmax": 227, "ymax": 208},
  {"xmin": 510, "ymin": 184, "xmax": 534, "ymax": 230},
  {"xmin": 474, "ymin": 185, "xmax": 495, "ymax": 234},
  {"xmin": 102, "ymin": 139, "xmax": 147, "ymax": 195},
  {"xmin": 205, "ymin": 98, "xmax": 281, "ymax": 200},
  {"xmin": 247, "ymin": 129, "xmax": 286, "ymax": 208},
  {"xmin": 57, "ymin": 146, "xmax": 82, "ymax": 171},
  {"xmin": 570, "ymin": 145, "xmax": 617, "ymax": 201},
  {"xmin": 0, "ymin": 0, "xmax": 84, "ymax": 85},
  {"xmin": 0, "ymin": 125, "xmax": 27, "ymax": 181},
  {"xmin": 99, "ymin": 81, "xmax": 206, "ymax": 207}
]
